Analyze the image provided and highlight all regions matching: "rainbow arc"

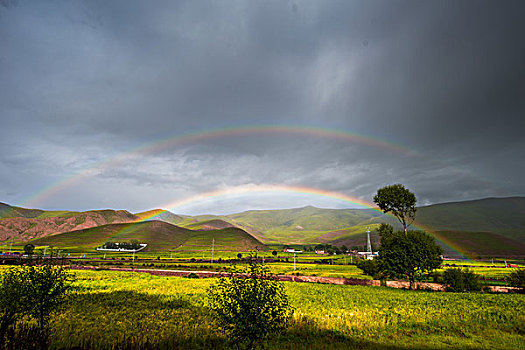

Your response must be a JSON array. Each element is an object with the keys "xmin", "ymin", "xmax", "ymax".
[
  {"xmin": 132, "ymin": 184, "xmax": 469, "ymax": 259},
  {"xmin": 23, "ymin": 125, "xmax": 414, "ymax": 207}
]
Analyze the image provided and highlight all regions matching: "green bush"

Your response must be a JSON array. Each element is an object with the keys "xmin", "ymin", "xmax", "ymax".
[
  {"xmin": 443, "ymin": 268, "xmax": 481, "ymax": 292},
  {"xmin": 357, "ymin": 259, "xmax": 380, "ymax": 279},
  {"xmin": 508, "ymin": 268, "xmax": 525, "ymax": 292},
  {"xmin": 207, "ymin": 258, "xmax": 293, "ymax": 349},
  {"xmin": 0, "ymin": 265, "xmax": 73, "ymax": 349},
  {"xmin": 377, "ymin": 229, "xmax": 443, "ymax": 289}
]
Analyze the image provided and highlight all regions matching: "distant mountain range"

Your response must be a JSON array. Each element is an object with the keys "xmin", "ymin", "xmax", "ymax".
[{"xmin": 1, "ymin": 197, "xmax": 524, "ymax": 257}]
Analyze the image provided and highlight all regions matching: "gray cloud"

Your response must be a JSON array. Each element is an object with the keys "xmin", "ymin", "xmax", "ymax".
[{"xmin": 1, "ymin": 0, "xmax": 524, "ymax": 214}]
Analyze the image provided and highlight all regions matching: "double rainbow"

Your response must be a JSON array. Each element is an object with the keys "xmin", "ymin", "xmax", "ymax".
[
  {"xmin": 23, "ymin": 125, "xmax": 414, "ymax": 207},
  {"xmin": 15, "ymin": 124, "xmax": 468, "ymax": 257}
]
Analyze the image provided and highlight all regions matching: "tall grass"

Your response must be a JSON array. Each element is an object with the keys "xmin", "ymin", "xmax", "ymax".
[{"xmin": 32, "ymin": 270, "xmax": 524, "ymax": 349}]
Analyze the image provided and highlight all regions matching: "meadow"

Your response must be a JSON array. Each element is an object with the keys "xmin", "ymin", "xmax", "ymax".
[
  {"xmin": 2, "ymin": 242, "xmax": 523, "ymax": 282},
  {"xmin": 21, "ymin": 269, "xmax": 521, "ymax": 349}
]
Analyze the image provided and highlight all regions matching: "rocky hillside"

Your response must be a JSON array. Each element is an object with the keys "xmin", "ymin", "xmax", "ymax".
[{"xmin": 0, "ymin": 202, "xmax": 138, "ymax": 242}]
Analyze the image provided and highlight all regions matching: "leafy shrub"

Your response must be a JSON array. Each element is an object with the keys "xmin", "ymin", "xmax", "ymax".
[
  {"xmin": 187, "ymin": 272, "xmax": 199, "ymax": 279},
  {"xmin": 207, "ymin": 258, "xmax": 293, "ymax": 349},
  {"xmin": 357, "ymin": 259, "xmax": 380, "ymax": 279},
  {"xmin": 508, "ymin": 268, "xmax": 525, "ymax": 292},
  {"xmin": 430, "ymin": 271, "xmax": 444, "ymax": 283},
  {"xmin": 23, "ymin": 244, "xmax": 35, "ymax": 256},
  {"xmin": 443, "ymin": 268, "xmax": 481, "ymax": 292},
  {"xmin": 0, "ymin": 265, "xmax": 73, "ymax": 349}
]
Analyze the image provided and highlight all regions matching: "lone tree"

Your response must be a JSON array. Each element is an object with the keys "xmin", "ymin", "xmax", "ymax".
[
  {"xmin": 377, "ymin": 228, "xmax": 442, "ymax": 289},
  {"xmin": 373, "ymin": 184, "xmax": 417, "ymax": 233},
  {"xmin": 24, "ymin": 244, "xmax": 35, "ymax": 256},
  {"xmin": 19, "ymin": 265, "xmax": 72, "ymax": 340},
  {"xmin": 208, "ymin": 257, "xmax": 293, "ymax": 349},
  {"xmin": 0, "ymin": 265, "xmax": 73, "ymax": 348},
  {"xmin": 508, "ymin": 268, "xmax": 525, "ymax": 293}
]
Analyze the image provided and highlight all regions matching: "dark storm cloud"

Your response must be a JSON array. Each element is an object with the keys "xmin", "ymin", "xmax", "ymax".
[{"xmin": 0, "ymin": 0, "xmax": 524, "ymax": 213}]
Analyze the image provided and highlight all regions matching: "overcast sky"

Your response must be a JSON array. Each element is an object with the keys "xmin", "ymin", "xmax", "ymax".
[{"xmin": 1, "ymin": 0, "xmax": 524, "ymax": 215}]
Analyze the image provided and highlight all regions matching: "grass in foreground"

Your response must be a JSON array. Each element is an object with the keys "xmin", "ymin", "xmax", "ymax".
[{"xmin": 35, "ymin": 270, "xmax": 525, "ymax": 349}]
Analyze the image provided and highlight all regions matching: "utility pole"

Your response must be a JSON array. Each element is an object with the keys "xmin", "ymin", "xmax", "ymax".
[
  {"xmin": 9, "ymin": 237, "xmax": 13, "ymax": 254},
  {"xmin": 211, "ymin": 238, "xmax": 215, "ymax": 264},
  {"xmin": 366, "ymin": 227, "xmax": 372, "ymax": 253},
  {"xmin": 293, "ymin": 253, "xmax": 296, "ymax": 271},
  {"xmin": 43, "ymin": 246, "xmax": 47, "ymax": 257}
]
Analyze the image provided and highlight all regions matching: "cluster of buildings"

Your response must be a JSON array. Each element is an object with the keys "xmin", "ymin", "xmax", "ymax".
[{"xmin": 283, "ymin": 227, "xmax": 379, "ymax": 259}]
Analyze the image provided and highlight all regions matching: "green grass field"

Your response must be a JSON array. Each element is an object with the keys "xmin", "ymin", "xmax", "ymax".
[
  {"xmin": 2, "ymin": 242, "xmax": 523, "ymax": 281},
  {"xmin": 23, "ymin": 269, "xmax": 521, "ymax": 349}
]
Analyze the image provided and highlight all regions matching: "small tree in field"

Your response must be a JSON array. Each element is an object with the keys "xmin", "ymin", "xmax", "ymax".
[
  {"xmin": 24, "ymin": 244, "xmax": 35, "ymax": 256},
  {"xmin": 208, "ymin": 257, "xmax": 293, "ymax": 349},
  {"xmin": 443, "ymin": 268, "xmax": 481, "ymax": 292},
  {"xmin": 22, "ymin": 265, "xmax": 73, "ymax": 334},
  {"xmin": 374, "ymin": 184, "xmax": 417, "ymax": 233},
  {"xmin": 509, "ymin": 268, "xmax": 525, "ymax": 293},
  {"xmin": 0, "ymin": 265, "xmax": 73, "ymax": 348},
  {"xmin": 377, "ymin": 230, "xmax": 442, "ymax": 289}
]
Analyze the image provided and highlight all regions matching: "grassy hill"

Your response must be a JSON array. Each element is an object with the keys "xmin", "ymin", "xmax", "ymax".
[
  {"xmin": 223, "ymin": 206, "xmax": 389, "ymax": 243},
  {"xmin": 30, "ymin": 221, "xmax": 192, "ymax": 252},
  {"xmin": 30, "ymin": 220, "xmax": 265, "ymax": 252},
  {"xmin": 0, "ymin": 202, "xmax": 49, "ymax": 219},
  {"xmin": 134, "ymin": 209, "xmax": 184, "ymax": 225},
  {"xmin": 432, "ymin": 230, "xmax": 525, "ymax": 258},
  {"xmin": 415, "ymin": 197, "xmax": 525, "ymax": 241},
  {"xmin": 182, "ymin": 219, "xmax": 236, "ymax": 231},
  {"xmin": 177, "ymin": 227, "xmax": 267, "ymax": 252}
]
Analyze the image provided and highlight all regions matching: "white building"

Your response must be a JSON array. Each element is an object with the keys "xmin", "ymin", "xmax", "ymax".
[{"xmin": 283, "ymin": 248, "xmax": 303, "ymax": 253}]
